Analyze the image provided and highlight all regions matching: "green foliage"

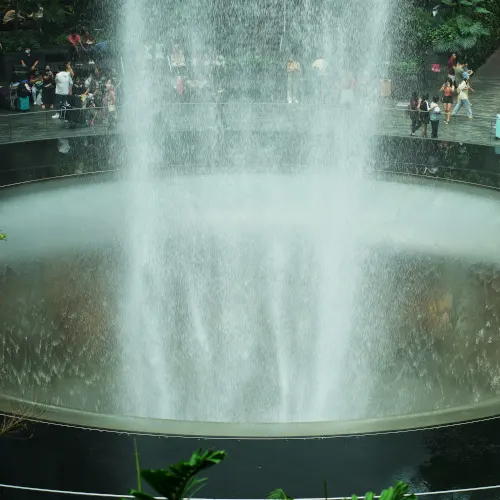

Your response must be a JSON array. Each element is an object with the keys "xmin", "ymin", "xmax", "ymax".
[
  {"xmin": 0, "ymin": 233, "xmax": 6, "ymax": 241},
  {"xmin": 128, "ymin": 449, "xmax": 226, "ymax": 500},
  {"xmin": 390, "ymin": 59, "xmax": 423, "ymax": 75},
  {"xmin": 400, "ymin": 0, "xmax": 499, "ymax": 64},
  {"xmin": 128, "ymin": 450, "xmax": 413, "ymax": 500},
  {"xmin": 47, "ymin": 33, "xmax": 71, "ymax": 46},
  {"xmin": 431, "ymin": 13, "xmax": 490, "ymax": 52},
  {"xmin": 268, "ymin": 489, "xmax": 294, "ymax": 500},
  {"xmin": 266, "ymin": 480, "xmax": 415, "ymax": 500},
  {"xmin": 348, "ymin": 482, "xmax": 416, "ymax": 500},
  {"xmin": 0, "ymin": 32, "xmax": 41, "ymax": 51},
  {"xmin": 430, "ymin": 0, "xmax": 493, "ymax": 53}
]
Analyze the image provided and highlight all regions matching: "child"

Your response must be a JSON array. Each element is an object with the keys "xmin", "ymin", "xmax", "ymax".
[{"xmin": 29, "ymin": 69, "xmax": 43, "ymax": 105}]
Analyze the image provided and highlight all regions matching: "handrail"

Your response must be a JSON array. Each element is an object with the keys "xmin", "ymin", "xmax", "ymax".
[
  {"xmin": 0, "ymin": 103, "xmax": 497, "ymax": 120},
  {"xmin": 0, "ymin": 105, "xmax": 110, "ymax": 118},
  {"xmin": 1, "ymin": 482, "xmax": 500, "ymax": 499},
  {"xmin": 0, "ymin": 104, "xmax": 497, "ymax": 148}
]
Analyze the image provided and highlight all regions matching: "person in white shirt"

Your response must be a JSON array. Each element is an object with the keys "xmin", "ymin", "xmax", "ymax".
[
  {"xmin": 312, "ymin": 57, "xmax": 328, "ymax": 102},
  {"xmin": 428, "ymin": 95, "xmax": 441, "ymax": 138},
  {"xmin": 451, "ymin": 71, "xmax": 473, "ymax": 119},
  {"xmin": 52, "ymin": 65, "xmax": 73, "ymax": 119}
]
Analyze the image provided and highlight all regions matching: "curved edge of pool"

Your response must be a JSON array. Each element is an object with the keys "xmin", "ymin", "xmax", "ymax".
[
  {"xmin": 3, "ymin": 171, "xmax": 500, "ymax": 438},
  {"xmin": 1, "ymin": 393, "xmax": 500, "ymax": 437}
]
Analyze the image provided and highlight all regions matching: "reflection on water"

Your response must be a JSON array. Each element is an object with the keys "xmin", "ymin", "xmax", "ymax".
[{"xmin": 2, "ymin": 245, "xmax": 500, "ymax": 422}]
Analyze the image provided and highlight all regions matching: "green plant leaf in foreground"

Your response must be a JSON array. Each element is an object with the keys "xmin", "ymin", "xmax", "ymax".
[
  {"xmin": 268, "ymin": 488, "xmax": 294, "ymax": 500},
  {"xmin": 344, "ymin": 482, "xmax": 414, "ymax": 500},
  {"xmin": 130, "ymin": 448, "xmax": 226, "ymax": 500},
  {"xmin": 378, "ymin": 481, "xmax": 415, "ymax": 500},
  {"xmin": 0, "ymin": 233, "xmax": 6, "ymax": 241}
]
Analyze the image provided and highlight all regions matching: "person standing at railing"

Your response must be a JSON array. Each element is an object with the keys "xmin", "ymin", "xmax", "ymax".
[
  {"xmin": 419, "ymin": 94, "xmax": 430, "ymax": 138},
  {"xmin": 103, "ymin": 79, "xmax": 116, "ymax": 125},
  {"xmin": 440, "ymin": 78, "xmax": 454, "ymax": 124},
  {"xmin": 17, "ymin": 79, "xmax": 31, "ymax": 112},
  {"xmin": 286, "ymin": 57, "xmax": 301, "ymax": 104},
  {"xmin": 451, "ymin": 72, "xmax": 473, "ymax": 120},
  {"xmin": 41, "ymin": 65, "xmax": 55, "ymax": 109},
  {"xmin": 68, "ymin": 29, "xmax": 85, "ymax": 61},
  {"xmin": 82, "ymin": 29, "xmax": 96, "ymax": 63},
  {"xmin": 52, "ymin": 65, "xmax": 73, "ymax": 119},
  {"xmin": 312, "ymin": 56, "xmax": 328, "ymax": 103},
  {"xmin": 20, "ymin": 48, "xmax": 39, "ymax": 73},
  {"xmin": 409, "ymin": 92, "xmax": 421, "ymax": 136},
  {"xmin": 429, "ymin": 96, "xmax": 441, "ymax": 138},
  {"xmin": 29, "ymin": 69, "xmax": 43, "ymax": 105},
  {"xmin": 171, "ymin": 44, "xmax": 187, "ymax": 98}
]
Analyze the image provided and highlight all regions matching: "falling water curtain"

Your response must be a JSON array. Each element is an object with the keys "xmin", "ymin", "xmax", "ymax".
[{"xmin": 279, "ymin": 0, "xmax": 286, "ymax": 51}]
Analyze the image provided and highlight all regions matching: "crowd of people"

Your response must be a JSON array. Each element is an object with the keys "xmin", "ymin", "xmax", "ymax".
[
  {"xmin": 15, "ymin": 47, "xmax": 117, "ymax": 126},
  {"xmin": 4, "ymin": 19, "xmax": 117, "ymax": 126},
  {"xmin": 139, "ymin": 44, "xmax": 361, "ymax": 104},
  {"xmin": 141, "ymin": 42, "xmax": 228, "ymax": 101},
  {"xmin": 407, "ymin": 53, "xmax": 475, "ymax": 139},
  {"xmin": 4, "ymin": 39, "xmax": 486, "ymax": 139}
]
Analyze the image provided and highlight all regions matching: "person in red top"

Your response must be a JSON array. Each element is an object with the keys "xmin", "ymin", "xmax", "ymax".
[{"xmin": 68, "ymin": 29, "xmax": 84, "ymax": 61}]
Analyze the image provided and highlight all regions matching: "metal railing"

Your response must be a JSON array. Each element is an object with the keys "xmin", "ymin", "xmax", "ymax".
[
  {"xmin": 0, "ymin": 106, "xmax": 113, "ymax": 144},
  {"xmin": 1, "ymin": 482, "xmax": 500, "ymax": 500},
  {"xmin": 0, "ymin": 103, "xmax": 498, "ymax": 146}
]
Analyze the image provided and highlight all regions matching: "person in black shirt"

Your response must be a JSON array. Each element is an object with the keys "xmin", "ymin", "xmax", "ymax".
[
  {"xmin": 20, "ymin": 48, "xmax": 39, "ymax": 71},
  {"xmin": 41, "ymin": 65, "xmax": 55, "ymax": 109}
]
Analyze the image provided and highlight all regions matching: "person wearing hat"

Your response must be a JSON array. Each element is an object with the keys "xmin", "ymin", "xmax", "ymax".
[{"xmin": 451, "ymin": 70, "xmax": 473, "ymax": 120}]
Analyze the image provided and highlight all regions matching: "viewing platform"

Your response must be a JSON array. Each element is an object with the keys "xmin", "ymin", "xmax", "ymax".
[{"xmin": 0, "ymin": 101, "xmax": 498, "ymax": 147}]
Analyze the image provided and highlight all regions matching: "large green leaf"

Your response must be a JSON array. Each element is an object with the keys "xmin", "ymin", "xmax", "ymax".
[
  {"xmin": 378, "ymin": 481, "xmax": 415, "ymax": 500},
  {"xmin": 459, "ymin": 35, "xmax": 479, "ymax": 49},
  {"xmin": 132, "ymin": 449, "xmax": 226, "ymax": 500}
]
